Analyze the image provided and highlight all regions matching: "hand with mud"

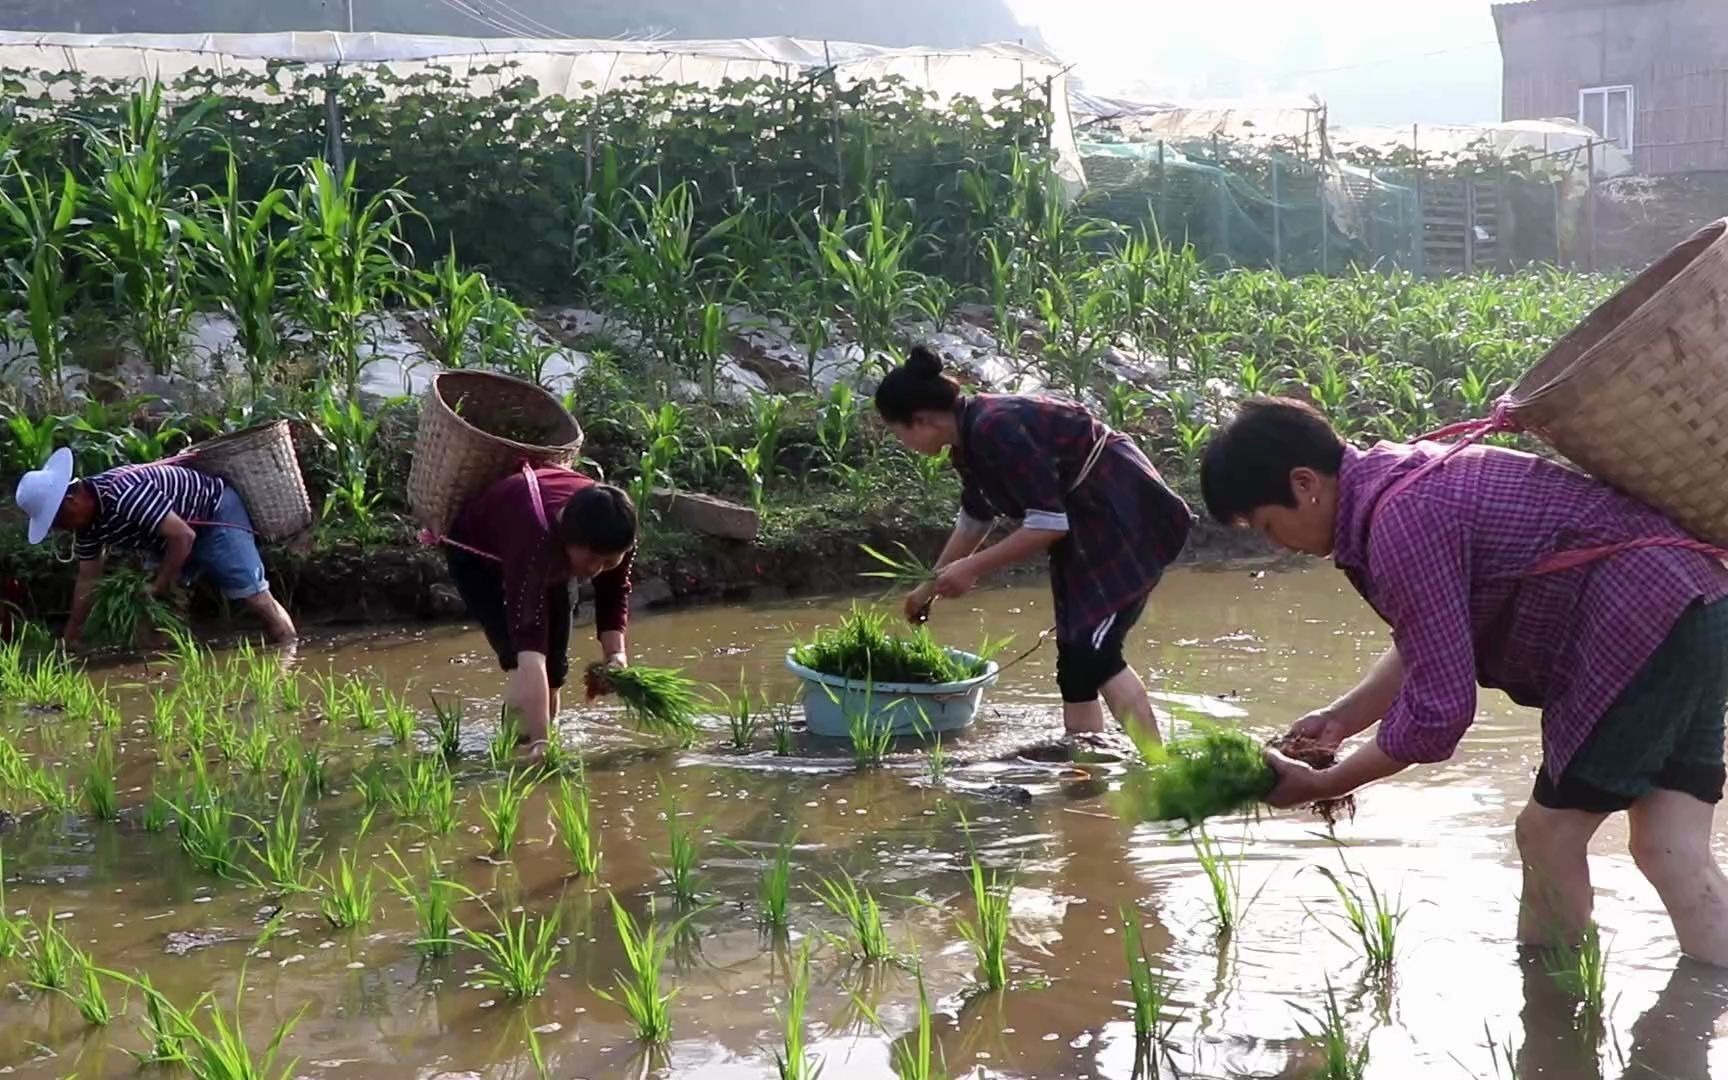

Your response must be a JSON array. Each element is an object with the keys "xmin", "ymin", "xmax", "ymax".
[
  {"xmin": 904, "ymin": 582, "xmax": 936, "ymax": 624},
  {"xmin": 1284, "ymin": 706, "xmax": 1350, "ymax": 751},
  {"xmin": 1265, "ymin": 733, "xmax": 1356, "ymax": 825}
]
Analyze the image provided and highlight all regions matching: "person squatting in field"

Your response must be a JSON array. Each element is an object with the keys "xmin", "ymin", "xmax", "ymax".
[
  {"xmin": 873, "ymin": 345, "xmax": 1194, "ymax": 750},
  {"xmin": 441, "ymin": 463, "xmax": 637, "ymax": 757},
  {"xmin": 1201, "ymin": 397, "xmax": 1728, "ymax": 966}
]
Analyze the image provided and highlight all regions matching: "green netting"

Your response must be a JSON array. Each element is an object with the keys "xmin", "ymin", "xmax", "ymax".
[{"xmin": 1078, "ymin": 139, "xmax": 1421, "ymax": 274}]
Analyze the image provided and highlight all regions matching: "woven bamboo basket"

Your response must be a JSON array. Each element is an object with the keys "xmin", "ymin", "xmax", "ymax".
[
  {"xmin": 1503, "ymin": 217, "xmax": 1728, "ymax": 546},
  {"xmin": 183, "ymin": 420, "xmax": 313, "ymax": 543},
  {"xmin": 408, "ymin": 371, "xmax": 584, "ymax": 533}
]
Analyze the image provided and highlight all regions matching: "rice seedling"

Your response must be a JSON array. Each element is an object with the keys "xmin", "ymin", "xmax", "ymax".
[
  {"xmin": 911, "ymin": 706, "xmax": 946, "ymax": 782},
  {"xmin": 24, "ymin": 914, "xmax": 76, "ymax": 992},
  {"xmin": 596, "ymin": 896, "xmax": 689, "ymax": 1043},
  {"xmin": 1308, "ymin": 861, "xmax": 1405, "ymax": 977},
  {"xmin": 346, "ymin": 679, "xmax": 382, "ymax": 732},
  {"xmin": 479, "ymin": 770, "xmax": 537, "ymax": 857},
  {"xmin": 773, "ymin": 937, "xmax": 823, "ymax": 1080},
  {"xmin": 242, "ymin": 790, "xmax": 317, "ymax": 896},
  {"xmin": 29, "ymin": 762, "xmax": 77, "ymax": 813},
  {"xmin": 421, "ymin": 762, "xmax": 459, "ymax": 836},
  {"xmin": 1120, "ymin": 908, "xmax": 1171, "ymax": 1063},
  {"xmin": 845, "ymin": 688, "xmax": 896, "ymax": 769},
  {"xmin": 0, "ymin": 851, "xmax": 26, "ymax": 960},
  {"xmin": 312, "ymin": 670, "xmax": 353, "ymax": 727},
  {"xmin": 759, "ymin": 837, "xmax": 795, "ymax": 931},
  {"xmin": 659, "ymin": 791, "xmax": 703, "ymax": 905},
  {"xmin": 1291, "ymin": 981, "xmax": 1370, "ymax": 1080},
  {"xmin": 236, "ymin": 723, "xmax": 276, "ymax": 775},
  {"xmin": 550, "ymin": 769, "xmax": 602, "ymax": 877},
  {"xmin": 1545, "ymin": 923, "xmax": 1611, "ymax": 1027},
  {"xmin": 583, "ymin": 663, "xmax": 700, "ymax": 743},
  {"xmin": 129, "ymin": 971, "xmax": 183, "ymax": 1065},
  {"xmin": 792, "ymin": 606, "xmax": 988, "ymax": 684},
  {"xmin": 143, "ymin": 781, "xmax": 174, "ymax": 833},
  {"xmin": 811, "ymin": 870, "xmax": 894, "ymax": 963},
  {"xmin": 720, "ymin": 676, "xmax": 761, "ymax": 751},
  {"xmin": 82, "ymin": 741, "xmax": 121, "ymax": 822},
  {"xmin": 387, "ymin": 753, "xmax": 448, "ymax": 820},
  {"xmin": 955, "ymin": 853, "xmax": 1013, "ymax": 991},
  {"xmin": 859, "ymin": 541, "xmax": 936, "ymax": 588},
  {"xmin": 458, "ymin": 900, "xmax": 562, "ymax": 999},
  {"xmin": 855, "ymin": 968, "xmax": 949, "ymax": 1080},
  {"xmin": 489, "ymin": 706, "xmax": 520, "ymax": 770},
  {"xmin": 383, "ymin": 846, "xmax": 458, "ymax": 958},
  {"xmin": 353, "ymin": 762, "xmax": 389, "ymax": 812},
  {"xmin": 316, "ymin": 842, "xmax": 376, "ymax": 930},
  {"xmin": 175, "ymin": 785, "xmax": 245, "ymax": 879},
  {"xmin": 65, "ymin": 949, "xmax": 113, "ymax": 1026},
  {"xmin": 382, "ymin": 691, "xmax": 419, "ymax": 745},
  {"xmin": 149, "ymin": 689, "xmax": 179, "ymax": 744},
  {"xmin": 770, "ymin": 699, "xmax": 796, "ymax": 757},
  {"xmin": 284, "ymin": 744, "xmax": 330, "ymax": 799},
  {"xmin": 107, "ymin": 966, "xmax": 307, "ymax": 1080},
  {"xmin": 278, "ymin": 673, "xmax": 305, "ymax": 714},
  {"xmin": 1118, "ymin": 724, "xmax": 1274, "ymax": 826},
  {"xmin": 86, "ymin": 567, "xmax": 188, "ymax": 650},
  {"xmin": 430, "ymin": 693, "xmax": 464, "ymax": 758},
  {"xmin": 1191, "ymin": 827, "xmax": 1251, "ymax": 936}
]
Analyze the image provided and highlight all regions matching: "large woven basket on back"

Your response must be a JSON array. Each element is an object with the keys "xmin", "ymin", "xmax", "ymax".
[
  {"xmin": 184, "ymin": 420, "xmax": 313, "ymax": 543},
  {"xmin": 1503, "ymin": 217, "xmax": 1728, "ymax": 546},
  {"xmin": 408, "ymin": 371, "xmax": 584, "ymax": 533}
]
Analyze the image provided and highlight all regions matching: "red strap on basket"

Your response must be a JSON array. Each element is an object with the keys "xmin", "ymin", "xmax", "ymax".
[
  {"xmin": 1371, "ymin": 399, "xmax": 1728, "ymax": 576},
  {"xmin": 418, "ymin": 462, "xmax": 549, "ymax": 563}
]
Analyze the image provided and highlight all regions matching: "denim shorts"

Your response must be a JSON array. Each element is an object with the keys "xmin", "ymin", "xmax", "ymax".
[{"xmin": 185, "ymin": 487, "xmax": 271, "ymax": 600}]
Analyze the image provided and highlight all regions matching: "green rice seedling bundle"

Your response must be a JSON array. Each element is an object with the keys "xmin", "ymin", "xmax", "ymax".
[
  {"xmin": 1309, "ymin": 860, "xmax": 1405, "ymax": 977},
  {"xmin": 792, "ymin": 607, "xmax": 986, "ymax": 685},
  {"xmin": 584, "ymin": 663, "xmax": 700, "ymax": 742},
  {"xmin": 1546, "ymin": 923, "xmax": 1610, "ymax": 1027},
  {"xmin": 430, "ymin": 693, "xmax": 463, "ymax": 758},
  {"xmin": 82, "ymin": 741, "xmax": 121, "ymax": 821},
  {"xmin": 719, "ymin": 675, "xmax": 760, "ymax": 751},
  {"xmin": 489, "ymin": 706, "xmax": 521, "ymax": 769},
  {"xmin": 855, "ymin": 969, "xmax": 949, "ymax": 1080},
  {"xmin": 759, "ymin": 837, "xmax": 795, "ymax": 931},
  {"xmin": 107, "ymin": 969, "xmax": 307, "ymax": 1080},
  {"xmin": 770, "ymin": 699, "xmax": 795, "ymax": 757},
  {"xmin": 381, "ymin": 690, "xmax": 418, "ymax": 745},
  {"xmin": 1119, "ymin": 725, "xmax": 1275, "ymax": 827},
  {"xmin": 315, "ymin": 842, "xmax": 375, "ymax": 930},
  {"xmin": 811, "ymin": 870, "xmax": 894, "ymax": 963},
  {"xmin": 24, "ymin": 914, "xmax": 76, "ymax": 992},
  {"xmin": 773, "ymin": 938, "xmax": 822, "ymax": 1080},
  {"xmin": 129, "ymin": 972, "xmax": 183, "ymax": 1065},
  {"xmin": 85, "ymin": 567, "xmax": 188, "ymax": 650},
  {"xmin": 1121, "ymin": 908, "xmax": 1169, "ymax": 1057},
  {"xmin": 242, "ymin": 790, "xmax": 317, "ymax": 896},
  {"xmin": 66, "ymin": 948, "xmax": 112, "ymax": 1025},
  {"xmin": 957, "ymin": 854, "xmax": 1013, "ymax": 991},
  {"xmin": 0, "ymin": 852, "xmax": 25, "ymax": 960},
  {"xmin": 1293, "ymin": 980, "xmax": 1370, "ymax": 1080},
  {"xmin": 479, "ymin": 770, "xmax": 536, "ymax": 857},
  {"xmin": 551, "ymin": 770, "xmax": 601, "ymax": 877},
  {"xmin": 659, "ymin": 790, "xmax": 703, "ymax": 905}
]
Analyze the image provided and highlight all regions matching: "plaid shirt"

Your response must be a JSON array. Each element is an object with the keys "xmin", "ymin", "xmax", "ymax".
[
  {"xmin": 1334, "ymin": 441, "xmax": 1728, "ymax": 776},
  {"xmin": 952, "ymin": 395, "xmax": 1191, "ymax": 641},
  {"xmin": 73, "ymin": 464, "xmax": 225, "ymax": 562}
]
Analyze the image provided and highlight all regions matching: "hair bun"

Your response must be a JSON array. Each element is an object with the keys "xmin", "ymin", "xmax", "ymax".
[{"xmin": 906, "ymin": 345, "xmax": 944, "ymax": 378}]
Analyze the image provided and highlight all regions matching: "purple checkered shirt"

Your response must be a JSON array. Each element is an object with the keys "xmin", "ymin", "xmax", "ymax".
[{"xmin": 1333, "ymin": 441, "xmax": 1728, "ymax": 777}]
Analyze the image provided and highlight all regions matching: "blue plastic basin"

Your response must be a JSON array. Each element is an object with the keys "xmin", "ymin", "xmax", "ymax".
[{"xmin": 784, "ymin": 648, "xmax": 1000, "ymax": 738}]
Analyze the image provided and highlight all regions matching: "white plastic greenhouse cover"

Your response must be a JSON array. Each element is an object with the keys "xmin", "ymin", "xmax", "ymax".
[{"xmin": 0, "ymin": 30, "xmax": 1084, "ymax": 187}]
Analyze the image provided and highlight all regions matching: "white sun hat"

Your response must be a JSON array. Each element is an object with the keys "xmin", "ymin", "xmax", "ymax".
[{"xmin": 14, "ymin": 447, "xmax": 74, "ymax": 545}]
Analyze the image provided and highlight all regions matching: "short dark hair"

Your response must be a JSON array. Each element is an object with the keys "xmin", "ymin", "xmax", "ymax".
[
  {"xmin": 1199, "ymin": 397, "xmax": 1346, "ymax": 524},
  {"xmin": 874, "ymin": 345, "xmax": 961, "ymax": 424},
  {"xmin": 558, "ymin": 484, "xmax": 637, "ymax": 553}
]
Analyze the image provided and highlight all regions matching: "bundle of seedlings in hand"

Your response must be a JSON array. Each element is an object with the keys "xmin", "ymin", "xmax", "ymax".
[
  {"xmin": 859, "ymin": 542, "xmax": 937, "ymax": 587},
  {"xmin": 1120, "ymin": 725, "xmax": 1275, "ymax": 826},
  {"xmin": 85, "ymin": 567, "xmax": 187, "ymax": 650},
  {"xmin": 583, "ymin": 663, "xmax": 699, "ymax": 742},
  {"xmin": 792, "ymin": 606, "xmax": 987, "ymax": 685}
]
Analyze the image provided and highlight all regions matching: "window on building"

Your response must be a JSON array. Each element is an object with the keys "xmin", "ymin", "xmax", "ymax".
[{"xmin": 1579, "ymin": 85, "xmax": 1634, "ymax": 152}]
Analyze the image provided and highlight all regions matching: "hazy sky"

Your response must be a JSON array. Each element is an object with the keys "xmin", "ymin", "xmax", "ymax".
[{"xmin": 1007, "ymin": 0, "xmax": 1506, "ymax": 126}]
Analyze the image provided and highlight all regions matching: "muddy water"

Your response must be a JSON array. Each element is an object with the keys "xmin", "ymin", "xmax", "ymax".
[{"xmin": 4, "ymin": 565, "xmax": 1728, "ymax": 1079}]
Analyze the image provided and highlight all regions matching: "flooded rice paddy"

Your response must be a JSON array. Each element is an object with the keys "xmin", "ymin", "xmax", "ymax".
[{"xmin": 2, "ymin": 565, "xmax": 1725, "ymax": 1079}]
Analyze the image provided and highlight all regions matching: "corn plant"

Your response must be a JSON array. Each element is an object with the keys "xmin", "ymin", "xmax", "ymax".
[
  {"xmin": 812, "ymin": 187, "xmax": 922, "ymax": 368},
  {"xmin": 384, "ymin": 846, "xmax": 458, "ymax": 959},
  {"xmin": 458, "ymin": 897, "xmax": 561, "ymax": 998},
  {"xmin": 200, "ymin": 149, "xmax": 290, "ymax": 394},
  {"xmin": 551, "ymin": 770, "xmax": 602, "ymax": 877},
  {"xmin": 479, "ymin": 770, "xmax": 537, "ymax": 857},
  {"xmin": 596, "ymin": 895, "xmax": 689, "ymax": 1043},
  {"xmin": 599, "ymin": 182, "xmax": 730, "ymax": 378},
  {"xmin": 0, "ymin": 160, "xmax": 82, "ymax": 401},
  {"xmin": 626, "ymin": 401, "xmax": 685, "ymax": 530},
  {"xmin": 1308, "ymin": 861, "xmax": 1405, "ymax": 977},
  {"xmin": 1292, "ymin": 981, "xmax": 1369, "ymax": 1080},
  {"xmin": 421, "ymin": 241, "xmax": 496, "ymax": 368},
  {"xmin": 287, "ymin": 157, "xmax": 416, "ymax": 397},
  {"xmin": 773, "ymin": 937, "xmax": 823, "ymax": 1080},
  {"xmin": 811, "ymin": 870, "xmax": 894, "ymax": 963},
  {"xmin": 83, "ymin": 83, "xmax": 203, "ymax": 375}
]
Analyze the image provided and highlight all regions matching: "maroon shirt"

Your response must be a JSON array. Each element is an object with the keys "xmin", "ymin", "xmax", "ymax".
[
  {"xmin": 448, "ymin": 468, "xmax": 633, "ymax": 654},
  {"xmin": 1333, "ymin": 441, "xmax": 1728, "ymax": 777}
]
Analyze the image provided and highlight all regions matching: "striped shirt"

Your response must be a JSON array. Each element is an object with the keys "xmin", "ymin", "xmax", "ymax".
[
  {"xmin": 73, "ymin": 464, "xmax": 225, "ymax": 562},
  {"xmin": 1333, "ymin": 441, "xmax": 1728, "ymax": 778}
]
